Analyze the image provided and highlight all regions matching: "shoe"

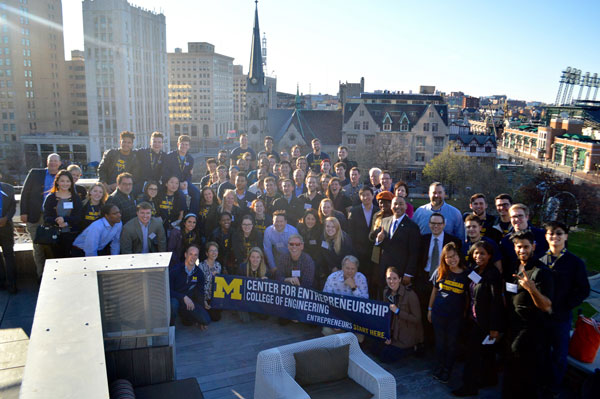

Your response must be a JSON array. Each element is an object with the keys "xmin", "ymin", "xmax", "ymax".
[
  {"xmin": 438, "ymin": 368, "xmax": 450, "ymax": 384},
  {"xmin": 431, "ymin": 365, "xmax": 443, "ymax": 379},
  {"xmin": 451, "ymin": 386, "xmax": 478, "ymax": 397}
]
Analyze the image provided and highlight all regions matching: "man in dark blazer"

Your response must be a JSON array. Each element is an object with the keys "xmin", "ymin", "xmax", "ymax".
[
  {"xmin": 120, "ymin": 202, "xmax": 166, "ymax": 254},
  {"xmin": 20, "ymin": 153, "xmax": 61, "ymax": 278},
  {"xmin": 347, "ymin": 187, "xmax": 378, "ymax": 289},
  {"xmin": 0, "ymin": 180, "xmax": 16, "ymax": 293},
  {"xmin": 414, "ymin": 212, "xmax": 462, "ymax": 346},
  {"xmin": 370, "ymin": 197, "xmax": 420, "ymax": 297}
]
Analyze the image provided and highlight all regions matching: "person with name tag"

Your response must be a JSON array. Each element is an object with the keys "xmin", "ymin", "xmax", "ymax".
[
  {"xmin": 452, "ymin": 240, "xmax": 504, "ymax": 397},
  {"xmin": 272, "ymin": 179, "xmax": 304, "ymax": 227},
  {"xmin": 313, "ymin": 216, "xmax": 354, "ymax": 290},
  {"xmin": 169, "ymin": 244, "xmax": 211, "ymax": 329},
  {"xmin": 120, "ymin": 202, "xmax": 166, "ymax": 255},
  {"xmin": 274, "ymin": 234, "xmax": 315, "ymax": 289},
  {"xmin": 427, "ymin": 242, "xmax": 469, "ymax": 383},
  {"xmin": 372, "ymin": 266, "xmax": 423, "ymax": 363},
  {"xmin": 297, "ymin": 208, "xmax": 322, "ymax": 265},
  {"xmin": 209, "ymin": 212, "xmax": 235, "ymax": 274},
  {"xmin": 43, "ymin": 170, "xmax": 83, "ymax": 259},
  {"xmin": 502, "ymin": 230, "xmax": 553, "ymax": 399},
  {"xmin": 233, "ymin": 174, "xmax": 256, "ymax": 216},
  {"xmin": 540, "ymin": 221, "xmax": 590, "ymax": 397},
  {"xmin": 297, "ymin": 174, "xmax": 324, "ymax": 212},
  {"xmin": 414, "ymin": 212, "xmax": 462, "ymax": 348}
]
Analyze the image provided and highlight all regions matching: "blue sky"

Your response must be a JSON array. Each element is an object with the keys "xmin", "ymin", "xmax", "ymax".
[{"xmin": 63, "ymin": 0, "xmax": 600, "ymax": 103}]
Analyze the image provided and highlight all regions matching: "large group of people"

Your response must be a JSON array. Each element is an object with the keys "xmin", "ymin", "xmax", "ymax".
[{"xmin": 0, "ymin": 130, "xmax": 591, "ymax": 398}]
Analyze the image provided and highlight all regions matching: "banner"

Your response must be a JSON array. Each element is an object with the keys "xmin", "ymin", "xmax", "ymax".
[{"xmin": 211, "ymin": 275, "xmax": 391, "ymax": 340}]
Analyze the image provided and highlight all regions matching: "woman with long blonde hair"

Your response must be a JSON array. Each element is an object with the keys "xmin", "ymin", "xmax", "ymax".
[{"xmin": 313, "ymin": 216, "xmax": 354, "ymax": 289}]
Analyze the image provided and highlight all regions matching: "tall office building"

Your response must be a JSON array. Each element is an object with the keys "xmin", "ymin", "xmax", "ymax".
[
  {"xmin": 66, "ymin": 50, "xmax": 87, "ymax": 133},
  {"xmin": 0, "ymin": 0, "xmax": 69, "ymax": 165},
  {"xmin": 83, "ymin": 0, "xmax": 168, "ymax": 161},
  {"xmin": 233, "ymin": 64, "xmax": 246, "ymax": 134},
  {"xmin": 168, "ymin": 42, "xmax": 233, "ymax": 151}
]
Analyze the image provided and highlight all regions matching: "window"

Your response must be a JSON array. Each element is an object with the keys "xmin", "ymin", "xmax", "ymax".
[
  {"xmin": 347, "ymin": 134, "xmax": 357, "ymax": 145},
  {"xmin": 365, "ymin": 135, "xmax": 375, "ymax": 146},
  {"xmin": 429, "ymin": 111, "xmax": 434, "ymax": 118},
  {"xmin": 485, "ymin": 146, "xmax": 492, "ymax": 153},
  {"xmin": 470, "ymin": 146, "xmax": 477, "ymax": 153},
  {"xmin": 362, "ymin": 121, "xmax": 369, "ymax": 130},
  {"xmin": 432, "ymin": 123, "xmax": 438, "ymax": 132},
  {"xmin": 359, "ymin": 109, "xmax": 364, "ymax": 116},
  {"xmin": 354, "ymin": 121, "xmax": 360, "ymax": 130},
  {"xmin": 415, "ymin": 153, "xmax": 425, "ymax": 162},
  {"xmin": 423, "ymin": 123, "xmax": 429, "ymax": 132},
  {"xmin": 383, "ymin": 123, "xmax": 391, "ymax": 131},
  {"xmin": 416, "ymin": 136, "xmax": 426, "ymax": 147},
  {"xmin": 434, "ymin": 137, "xmax": 444, "ymax": 148}
]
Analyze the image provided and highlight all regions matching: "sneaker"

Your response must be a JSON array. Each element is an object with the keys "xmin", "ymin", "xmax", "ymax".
[
  {"xmin": 438, "ymin": 368, "xmax": 450, "ymax": 384},
  {"xmin": 451, "ymin": 386, "xmax": 478, "ymax": 397}
]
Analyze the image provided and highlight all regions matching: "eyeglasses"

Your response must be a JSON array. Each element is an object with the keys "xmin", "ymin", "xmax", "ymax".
[
  {"xmin": 241, "ymin": 223, "xmax": 253, "ymax": 227},
  {"xmin": 288, "ymin": 242, "xmax": 302, "ymax": 247},
  {"xmin": 510, "ymin": 214, "xmax": 526, "ymax": 219}
]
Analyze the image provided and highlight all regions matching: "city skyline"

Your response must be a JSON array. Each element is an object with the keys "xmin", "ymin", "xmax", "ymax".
[{"xmin": 61, "ymin": 0, "xmax": 600, "ymax": 103}]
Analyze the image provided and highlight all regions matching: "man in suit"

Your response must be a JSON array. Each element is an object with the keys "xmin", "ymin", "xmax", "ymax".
[
  {"xmin": 120, "ymin": 202, "xmax": 166, "ymax": 254},
  {"xmin": 0, "ymin": 180, "xmax": 17, "ymax": 293},
  {"xmin": 347, "ymin": 187, "xmax": 378, "ymax": 293},
  {"xmin": 20, "ymin": 153, "xmax": 61, "ymax": 278},
  {"xmin": 414, "ymin": 212, "xmax": 462, "ymax": 346},
  {"xmin": 371, "ymin": 197, "xmax": 420, "ymax": 297}
]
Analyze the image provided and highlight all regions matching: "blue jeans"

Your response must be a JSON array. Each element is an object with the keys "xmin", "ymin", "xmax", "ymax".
[
  {"xmin": 432, "ymin": 312, "xmax": 462, "ymax": 371},
  {"xmin": 548, "ymin": 318, "xmax": 571, "ymax": 393},
  {"xmin": 170, "ymin": 297, "xmax": 211, "ymax": 326}
]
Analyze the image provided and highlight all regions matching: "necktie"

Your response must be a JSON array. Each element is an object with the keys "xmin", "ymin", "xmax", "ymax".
[
  {"xmin": 429, "ymin": 237, "xmax": 440, "ymax": 279},
  {"xmin": 391, "ymin": 219, "xmax": 399, "ymax": 237}
]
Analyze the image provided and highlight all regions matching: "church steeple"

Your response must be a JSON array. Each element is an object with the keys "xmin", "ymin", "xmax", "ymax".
[{"xmin": 248, "ymin": 0, "xmax": 265, "ymax": 92}]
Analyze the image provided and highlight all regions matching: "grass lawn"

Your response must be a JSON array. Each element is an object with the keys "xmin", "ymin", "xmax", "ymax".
[{"xmin": 568, "ymin": 226, "xmax": 600, "ymax": 272}]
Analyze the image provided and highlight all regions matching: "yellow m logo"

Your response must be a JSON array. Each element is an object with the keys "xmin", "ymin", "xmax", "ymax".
[{"xmin": 213, "ymin": 276, "xmax": 243, "ymax": 300}]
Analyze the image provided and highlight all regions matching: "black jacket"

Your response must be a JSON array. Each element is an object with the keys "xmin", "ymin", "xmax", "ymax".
[
  {"xmin": 470, "ymin": 264, "xmax": 505, "ymax": 332},
  {"xmin": 232, "ymin": 229, "xmax": 264, "ymax": 265},
  {"xmin": 540, "ymin": 250, "xmax": 590, "ymax": 322},
  {"xmin": 347, "ymin": 204, "xmax": 379, "ymax": 263},
  {"xmin": 20, "ymin": 168, "xmax": 48, "ymax": 222},
  {"xmin": 97, "ymin": 149, "xmax": 136, "ymax": 185},
  {"xmin": 0, "ymin": 182, "xmax": 16, "ymax": 221},
  {"xmin": 135, "ymin": 147, "xmax": 165, "ymax": 184},
  {"xmin": 162, "ymin": 150, "xmax": 194, "ymax": 183},
  {"xmin": 42, "ymin": 193, "xmax": 84, "ymax": 232},
  {"xmin": 272, "ymin": 196, "xmax": 304, "ymax": 227}
]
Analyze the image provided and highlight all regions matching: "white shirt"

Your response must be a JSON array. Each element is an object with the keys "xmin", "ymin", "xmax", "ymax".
[
  {"xmin": 425, "ymin": 231, "xmax": 444, "ymax": 273},
  {"xmin": 361, "ymin": 203, "xmax": 373, "ymax": 229}
]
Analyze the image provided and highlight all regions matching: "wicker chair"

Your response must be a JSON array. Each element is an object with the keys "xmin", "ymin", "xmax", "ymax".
[{"xmin": 254, "ymin": 332, "xmax": 396, "ymax": 399}]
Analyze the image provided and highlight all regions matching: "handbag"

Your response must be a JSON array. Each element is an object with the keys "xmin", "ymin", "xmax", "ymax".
[
  {"xmin": 34, "ymin": 225, "xmax": 60, "ymax": 245},
  {"xmin": 569, "ymin": 315, "xmax": 600, "ymax": 363}
]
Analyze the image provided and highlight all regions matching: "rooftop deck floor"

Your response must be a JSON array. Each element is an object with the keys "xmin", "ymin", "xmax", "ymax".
[{"xmin": 0, "ymin": 278, "xmax": 506, "ymax": 399}]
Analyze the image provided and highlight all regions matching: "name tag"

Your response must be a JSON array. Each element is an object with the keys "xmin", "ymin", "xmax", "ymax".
[
  {"xmin": 321, "ymin": 241, "xmax": 329, "ymax": 249},
  {"xmin": 149, "ymin": 232, "xmax": 156, "ymax": 239},
  {"xmin": 309, "ymin": 239, "xmax": 317, "ymax": 245},
  {"xmin": 506, "ymin": 282, "xmax": 518, "ymax": 293},
  {"xmin": 292, "ymin": 270, "xmax": 301, "ymax": 278},
  {"xmin": 231, "ymin": 215, "xmax": 235, "ymax": 221},
  {"xmin": 304, "ymin": 203, "xmax": 312, "ymax": 210},
  {"xmin": 468, "ymin": 271, "xmax": 482, "ymax": 284},
  {"xmin": 63, "ymin": 201, "xmax": 73, "ymax": 209},
  {"xmin": 276, "ymin": 242, "xmax": 284, "ymax": 248}
]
